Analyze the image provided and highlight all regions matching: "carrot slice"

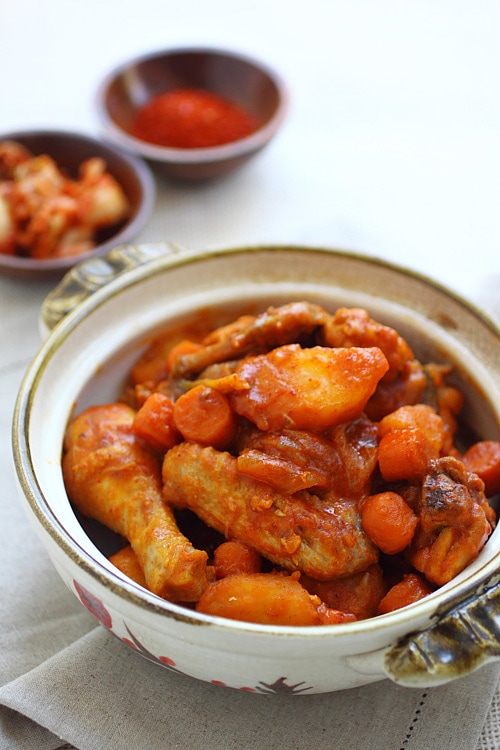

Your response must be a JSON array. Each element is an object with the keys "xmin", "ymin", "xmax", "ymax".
[
  {"xmin": 378, "ymin": 404, "xmax": 445, "ymax": 453},
  {"xmin": 360, "ymin": 491, "xmax": 418, "ymax": 554},
  {"xmin": 378, "ymin": 428, "xmax": 437, "ymax": 482},
  {"xmin": 173, "ymin": 384, "xmax": 237, "ymax": 449},
  {"xmin": 132, "ymin": 392, "xmax": 181, "ymax": 452},
  {"xmin": 377, "ymin": 573, "xmax": 434, "ymax": 614},
  {"xmin": 462, "ymin": 441, "xmax": 500, "ymax": 496},
  {"xmin": 213, "ymin": 540, "xmax": 262, "ymax": 578},
  {"xmin": 377, "ymin": 404, "xmax": 445, "ymax": 481}
]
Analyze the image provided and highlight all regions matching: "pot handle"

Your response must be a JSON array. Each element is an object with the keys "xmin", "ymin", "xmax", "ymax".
[
  {"xmin": 39, "ymin": 241, "xmax": 187, "ymax": 336},
  {"xmin": 347, "ymin": 568, "xmax": 500, "ymax": 687}
]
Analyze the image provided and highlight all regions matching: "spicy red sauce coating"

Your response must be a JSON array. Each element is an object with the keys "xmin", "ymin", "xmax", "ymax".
[{"xmin": 131, "ymin": 88, "xmax": 261, "ymax": 149}]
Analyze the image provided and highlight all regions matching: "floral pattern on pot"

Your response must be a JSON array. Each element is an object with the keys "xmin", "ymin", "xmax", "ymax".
[
  {"xmin": 72, "ymin": 579, "xmax": 315, "ymax": 693},
  {"xmin": 74, "ymin": 580, "xmax": 113, "ymax": 629}
]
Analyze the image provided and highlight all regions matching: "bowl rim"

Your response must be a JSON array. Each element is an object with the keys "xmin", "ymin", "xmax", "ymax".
[
  {"xmin": 12, "ymin": 243, "xmax": 500, "ymax": 639},
  {"xmin": 0, "ymin": 128, "xmax": 156, "ymax": 275},
  {"xmin": 95, "ymin": 45, "xmax": 290, "ymax": 164}
]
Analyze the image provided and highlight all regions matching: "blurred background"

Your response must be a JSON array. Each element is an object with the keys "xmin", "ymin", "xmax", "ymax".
[{"xmin": 1, "ymin": 0, "xmax": 499, "ymax": 314}]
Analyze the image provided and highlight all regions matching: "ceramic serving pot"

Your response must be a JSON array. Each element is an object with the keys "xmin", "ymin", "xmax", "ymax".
[{"xmin": 13, "ymin": 243, "xmax": 500, "ymax": 695}]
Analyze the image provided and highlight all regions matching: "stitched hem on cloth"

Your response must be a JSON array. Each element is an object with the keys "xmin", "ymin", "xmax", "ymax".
[{"xmin": 399, "ymin": 691, "xmax": 429, "ymax": 749}]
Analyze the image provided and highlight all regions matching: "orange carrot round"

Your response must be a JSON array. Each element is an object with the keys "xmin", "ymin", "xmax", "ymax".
[
  {"xmin": 360, "ymin": 491, "xmax": 418, "ymax": 555},
  {"xmin": 462, "ymin": 440, "xmax": 500, "ymax": 496},
  {"xmin": 378, "ymin": 404, "xmax": 445, "ymax": 453},
  {"xmin": 132, "ymin": 392, "xmax": 181, "ymax": 452},
  {"xmin": 377, "ymin": 404, "xmax": 444, "ymax": 481},
  {"xmin": 377, "ymin": 573, "xmax": 434, "ymax": 614},
  {"xmin": 213, "ymin": 540, "xmax": 262, "ymax": 578},
  {"xmin": 173, "ymin": 384, "xmax": 237, "ymax": 449},
  {"xmin": 378, "ymin": 428, "xmax": 436, "ymax": 481}
]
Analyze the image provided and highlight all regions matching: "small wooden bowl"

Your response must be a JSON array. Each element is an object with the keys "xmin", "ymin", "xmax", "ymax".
[
  {"xmin": 0, "ymin": 130, "xmax": 155, "ymax": 279},
  {"xmin": 95, "ymin": 47, "xmax": 289, "ymax": 181}
]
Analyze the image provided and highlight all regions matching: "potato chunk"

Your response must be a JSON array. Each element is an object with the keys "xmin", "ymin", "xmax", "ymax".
[{"xmin": 230, "ymin": 344, "xmax": 389, "ymax": 432}]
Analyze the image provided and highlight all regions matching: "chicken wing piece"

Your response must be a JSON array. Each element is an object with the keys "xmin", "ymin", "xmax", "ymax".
[
  {"xmin": 320, "ymin": 307, "xmax": 430, "ymax": 421},
  {"xmin": 409, "ymin": 456, "xmax": 495, "ymax": 585},
  {"xmin": 169, "ymin": 301, "xmax": 331, "ymax": 380},
  {"xmin": 62, "ymin": 403, "xmax": 208, "ymax": 602},
  {"xmin": 321, "ymin": 307, "xmax": 414, "ymax": 381},
  {"xmin": 162, "ymin": 442, "xmax": 378, "ymax": 580}
]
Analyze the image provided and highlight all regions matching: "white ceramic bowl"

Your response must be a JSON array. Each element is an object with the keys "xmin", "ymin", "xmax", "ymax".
[{"xmin": 13, "ymin": 243, "xmax": 500, "ymax": 694}]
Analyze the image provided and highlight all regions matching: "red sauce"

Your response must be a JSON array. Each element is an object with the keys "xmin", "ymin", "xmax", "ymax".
[{"xmin": 131, "ymin": 88, "xmax": 261, "ymax": 149}]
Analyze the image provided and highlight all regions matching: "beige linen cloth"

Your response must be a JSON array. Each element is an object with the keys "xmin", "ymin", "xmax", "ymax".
[
  {"xmin": 1, "ymin": 249, "xmax": 500, "ymax": 750},
  {"xmin": 2, "ymin": 628, "xmax": 500, "ymax": 750}
]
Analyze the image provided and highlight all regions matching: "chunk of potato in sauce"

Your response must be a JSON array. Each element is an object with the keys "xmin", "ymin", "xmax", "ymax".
[{"xmin": 230, "ymin": 344, "xmax": 389, "ymax": 432}]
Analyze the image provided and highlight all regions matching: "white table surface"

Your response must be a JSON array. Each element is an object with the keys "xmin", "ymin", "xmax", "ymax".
[{"xmin": 1, "ymin": 2, "xmax": 499, "ymax": 748}]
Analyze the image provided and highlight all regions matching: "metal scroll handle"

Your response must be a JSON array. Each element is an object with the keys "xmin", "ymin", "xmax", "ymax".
[
  {"xmin": 348, "ymin": 569, "xmax": 500, "ymax": 688},
  {"xmin": 39, "ymin": 241, "xmax": 186, "ymax": 336}
]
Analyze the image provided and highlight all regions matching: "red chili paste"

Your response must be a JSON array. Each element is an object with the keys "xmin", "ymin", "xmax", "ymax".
[{"xmin": 131, "ymin": 88, "xmax": 261, "ymax": 149}]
